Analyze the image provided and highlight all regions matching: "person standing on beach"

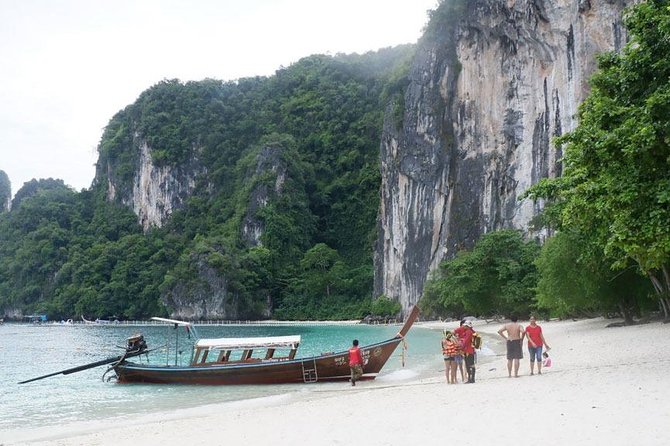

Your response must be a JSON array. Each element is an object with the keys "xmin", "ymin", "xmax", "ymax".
[
  {"xmin": 453, "ymin": 319, "xmax": 467, "ymax": 382},
  {"xmin": 441, "ymin": 330, "xmax": 460, "ymax": 384},
  {"xmin": 348, "ymin": 339, "xmax": 364, "ymax": 386},
  {"xmin": 497, "ymin": 315, "xmax": 524, "ymax": 378},
  {"xmin": 455, "ymin": 320, "xmax": 477, "ymax": 383},
  {"xmin": 525, "ymin": 316, "xmax": 550, "ymax": 375}
]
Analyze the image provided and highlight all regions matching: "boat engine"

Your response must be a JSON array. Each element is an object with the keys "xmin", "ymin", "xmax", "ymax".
[{"xmin": 126, "ymin": 334, "xmax": 147, "ymax": 353}]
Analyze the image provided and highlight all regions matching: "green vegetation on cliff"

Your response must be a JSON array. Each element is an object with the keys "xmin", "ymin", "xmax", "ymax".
[{"xmin": 0, "ymin": 47, "xmax": 415, "ymax": 320}]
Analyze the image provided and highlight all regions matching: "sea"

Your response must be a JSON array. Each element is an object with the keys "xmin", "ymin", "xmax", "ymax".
[{"xmin": 0, "ymin": 321, "xmax": 499, "ymax": 436}]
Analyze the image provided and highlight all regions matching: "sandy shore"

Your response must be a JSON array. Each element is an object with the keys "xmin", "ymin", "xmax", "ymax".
[{"xmin": 6, "ymin": 317, "xmax": 670, "ymax": 445}]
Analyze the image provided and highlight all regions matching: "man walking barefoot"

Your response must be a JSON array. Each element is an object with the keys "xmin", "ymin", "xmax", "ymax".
[
  {"xmin": 498, "ymin": 315, "xmax": 524, "ymax": 378},
  {"xmin": 348, "ymin": 339, "xmax": 364, "ymax": 386}
]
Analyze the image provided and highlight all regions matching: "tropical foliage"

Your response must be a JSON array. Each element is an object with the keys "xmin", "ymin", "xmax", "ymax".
[
  {"xmin": 421, "ymin": 230, "xmax": 540, "ymax": 319},
  {"xmin": 0, "ymin": 48, "xmax": 415, "ymax": 320},
  {"xmin": 2, "ymin": 1, "xmax": 667, "ymax": 323},
  {"xmin": 525, "ymin": 0, "xmax": 670, "ymax": 319}
]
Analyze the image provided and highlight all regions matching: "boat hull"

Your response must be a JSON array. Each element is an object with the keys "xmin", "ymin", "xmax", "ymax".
[{"xmin": 114, "ymin": 337, "xmax": 403, "ymax": 385}]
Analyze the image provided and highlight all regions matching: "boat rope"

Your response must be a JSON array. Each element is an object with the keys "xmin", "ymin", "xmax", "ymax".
[
  {"xmin": 101, "ymin": 350, "xmax": 128, "ymax": 381},
  {"xmin": 400, "ymin": 335, "xmax": 408, "ymax": 368},
  {"xmin": 102, "ymin": 366, "xmax": 117, "ymax": 382}
]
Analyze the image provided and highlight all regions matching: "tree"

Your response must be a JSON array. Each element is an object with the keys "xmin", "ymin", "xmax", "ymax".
[
  {"xmin": 535, "ymin": 231, "xmax": 654, "ymax": 322},
  {"xmin": 298, "ymin": 243, "xmax": 341, "ymax": 298},
  {"xmin": 370, "ymin": 295, "xmax": 402, "ymax": 317},
  {"xmin": 0, "ymin": 47, "xmax": 418, "ymax": 321},
  {"xmin": 526, "ymin": 1, "xmax": 670, "ymax": 318},
  {"xmin": 421, "ymin": 230, "xmax": 539, "ymax": 318}
]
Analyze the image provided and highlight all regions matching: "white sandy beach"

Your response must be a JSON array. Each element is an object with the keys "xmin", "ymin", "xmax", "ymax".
[{"xmin": 6, "ymin": 317, "xmax": 670, "ymax": 446}]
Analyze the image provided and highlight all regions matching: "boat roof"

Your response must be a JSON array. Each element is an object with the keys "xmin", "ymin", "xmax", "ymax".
[
  {"xmin": 195, "ymin": 335, "xmax": 301, "ymax": 350},
  {"xmin": 151, "ymin": 317, "xmax": 193, "ymax": 326}
]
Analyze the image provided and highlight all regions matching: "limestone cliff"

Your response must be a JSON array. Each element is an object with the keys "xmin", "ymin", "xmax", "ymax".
[
  {"xmin": 0, "ymin": 170, "xmax": 10, "ymax": 212},
  {"xmin": 163, "ymin": 144, "xmax": 286, "ymax": 319},
  {"xmin": 375, "ymin": 0, "xmax": 636, "ymax": 314},
  {"xmin": 103, "ymin": 136, "xmax": 205, "ymax": 230},
  {"xmin": 241, "ymin": 146, "xmax": 288, "ymax": 247}
]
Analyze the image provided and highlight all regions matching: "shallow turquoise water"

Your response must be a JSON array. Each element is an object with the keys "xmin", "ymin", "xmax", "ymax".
[{"xmin": 0, "ymin": 322, "xmax": 447, "ymax": 432}]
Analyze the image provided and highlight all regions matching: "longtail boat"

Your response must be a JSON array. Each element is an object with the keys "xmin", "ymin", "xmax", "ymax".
[{"xmin": 112, "ymin": 306, "xmax": 419, "ymax": 385}]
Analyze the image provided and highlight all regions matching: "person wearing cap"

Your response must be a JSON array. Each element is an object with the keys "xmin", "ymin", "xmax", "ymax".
[
  {"xmin": 455, "ymin": 320, "xmax": 477, "ymax": 383},
  {"xmin": 452, "ymin": 319, "xmax": 467, "ymax": 382}
]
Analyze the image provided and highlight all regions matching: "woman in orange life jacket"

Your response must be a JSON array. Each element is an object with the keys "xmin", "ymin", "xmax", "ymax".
[{"xmin": 441, "ymin": 330, "xmax": 460, "ymax": 384}]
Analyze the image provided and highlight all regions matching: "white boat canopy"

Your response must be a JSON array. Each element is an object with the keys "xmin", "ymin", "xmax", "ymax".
[
  {"xmin": 151, "ymin": 317, "xmax": 193, "ymax": 326},
  {"xmin": 195, "ymin": 335, "xmax": 301, "ymax": 351}
]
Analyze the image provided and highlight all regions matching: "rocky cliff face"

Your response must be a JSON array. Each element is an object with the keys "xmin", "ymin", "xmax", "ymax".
[
  {"xmin": 375, "ymin": 0, "xmax": 635, "ymax": 314},
  {"xmin": 163, "ymin": 145, "xmax": 285, "ymax": 319},
  {"xmin": 241, "ymin": 146, "xmax": 287, "ymax": 247},
  {"xmin": 163, "ymin": 251, "xmax": 237, "ymax": 320},
  {"xmin": 0, "ymin": 170, "xmax": 10, "ymax": 212},
  {"xmin": 104, "ymin": 136, "xmax": 205, "ymax": 230}
]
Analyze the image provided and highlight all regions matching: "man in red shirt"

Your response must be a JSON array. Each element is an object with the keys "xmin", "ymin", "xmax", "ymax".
[
  {"xmin": 524, "ymin": 316, "xmax": 550, "ymax": 375},
  {"xmin": 456, "ymin": 320, "xmax": 477, "ymax": 383},
  {"xmin": 348, "ymin": 339, "xmax": 364, "ymax": 386}
]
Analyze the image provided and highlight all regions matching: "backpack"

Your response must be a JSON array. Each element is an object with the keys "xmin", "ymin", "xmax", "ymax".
[{"xmin": 472, "ymin": 333, "xmax": 482, "ymax": 349}]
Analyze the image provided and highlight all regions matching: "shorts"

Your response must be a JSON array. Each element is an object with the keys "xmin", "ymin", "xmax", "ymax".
[
  {"xmin": 443, "ymin": 356, "xmax": 455, "ymax": 361},
  {"xmin": 528, "ymin": 346, "xmax": 543, "ymax": 362},
  {"xmin": 506, "ymin": 339, "xmax": 523, "ymax": 360},
  {"xmin": 454, "ymin": 355, "xmax": 464, "ymax": 364}
]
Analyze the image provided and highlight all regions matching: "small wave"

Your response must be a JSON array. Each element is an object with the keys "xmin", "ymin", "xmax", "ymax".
[
  {"xmin": 478, "ymin": 346, "xmax": 496, "ymax": 356},
  {"xmin": 376, "ymin": 368, "xmax": 420, "ymax": 382}
]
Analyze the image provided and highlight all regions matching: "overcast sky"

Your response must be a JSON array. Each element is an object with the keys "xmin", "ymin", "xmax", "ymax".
[{"xmin": 0, "ymin": 0, "xmax": 437, "ymax": 196}]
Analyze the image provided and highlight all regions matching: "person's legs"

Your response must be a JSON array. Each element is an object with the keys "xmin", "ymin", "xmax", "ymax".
[
  {"xmin": 506, "ymin": 341, "xmax": 513, "ymax": 377},
  {"xmin": 465, "ymin": 354, "xmax": 476, "ymax": 383},
  {"xmin": 444, "ymin": 358, "xmax": 451, "ymax": 384},
  {"xmin": 450, "ymin": 361, "xmax": 458, "ymax": 384},
  {"xmin": 528, "ymin": 347, "xmax": 536, "ymax": 375},
  {"xmin": 536, "ymin": 347, "xmax": 543, "ymax": 374},
  {"xmin": 457, "ymin": 356, "xmax": 465, "ymax": 382},
  {"xmin": 350, "ymin": 365, "xmax": 362, "ymax": 386},
  {"xmin": 509, "ymin": 340, "xmax": 522, "ymax": 377}
]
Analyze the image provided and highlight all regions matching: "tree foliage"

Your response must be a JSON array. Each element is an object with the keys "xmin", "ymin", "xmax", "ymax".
[
  {"xmin": 421, "ymin": 230, "xmax": 540, "ymax": 318},
  {"xmin": 0, "ymin": 47, "xmax": 416, "ymax": 320},
  {"xmin": 535, "ymin": 231, "xmax": 654, "ymax": 321},
  {"xmin": 525, "ymin": 0, "xmax": 670, "ymax": 318}
]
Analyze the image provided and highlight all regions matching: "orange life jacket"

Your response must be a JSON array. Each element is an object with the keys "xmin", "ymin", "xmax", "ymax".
[{"xmin": 443, "ymin": 339, "xmax": 459, "ymax": 357}]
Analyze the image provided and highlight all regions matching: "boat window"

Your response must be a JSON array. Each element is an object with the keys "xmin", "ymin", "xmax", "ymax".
[{"xmin": 191, "ymin": 346, "xmax": 298, "ymax": 365}]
